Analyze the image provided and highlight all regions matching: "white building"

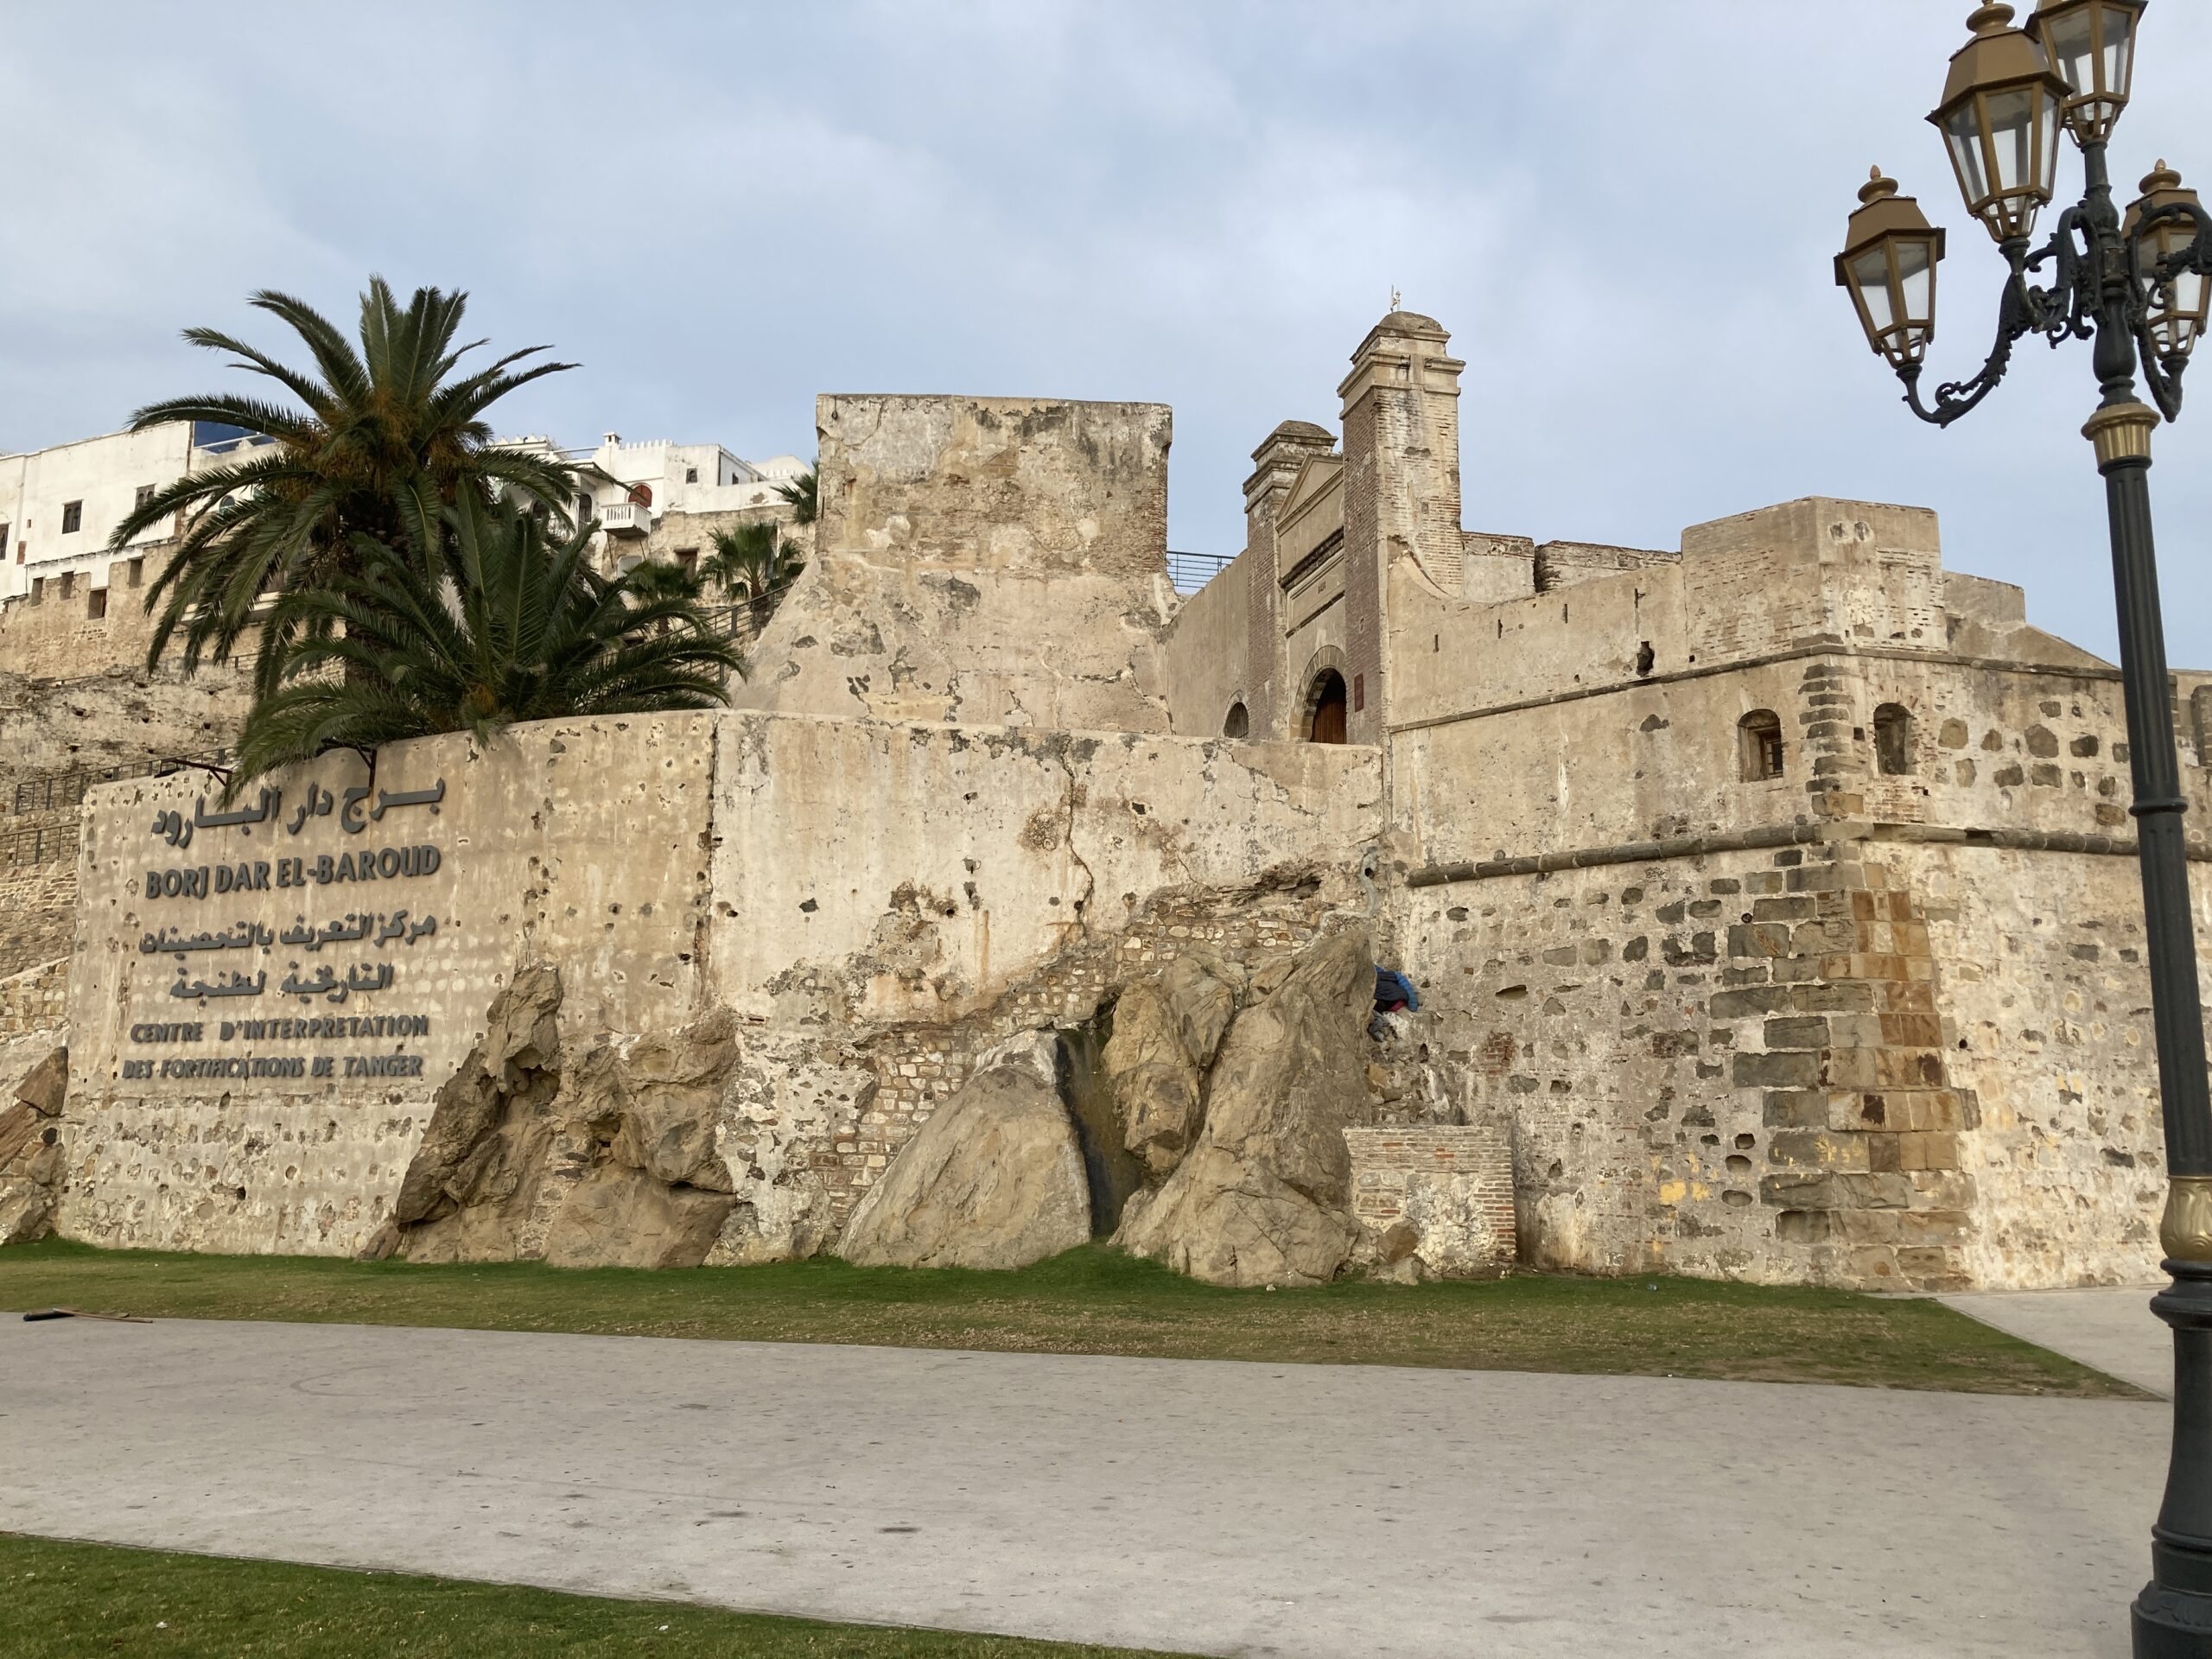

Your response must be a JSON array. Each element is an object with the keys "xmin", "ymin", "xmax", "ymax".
[
  {"xmin": 0, "ymin": 422, "xmax": 277, "ymax": 608},
  {"xmin": 511, "ymin": 433, "xmax": 809, "ymax": 569},
  {"xmin": 0, "ymin": 423, "xmax": 808, "ymax": 607}
]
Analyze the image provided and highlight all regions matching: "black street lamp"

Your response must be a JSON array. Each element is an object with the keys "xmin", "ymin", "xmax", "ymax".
[{"xmin": 1835, "ymin": 3, "xmax": 2212, "ymax": 1652}]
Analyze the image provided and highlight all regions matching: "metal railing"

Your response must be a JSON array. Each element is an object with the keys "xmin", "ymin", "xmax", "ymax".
[
  {"xmin": 8, "ymin": 750, "xmax": 232, "ymax": 817},
  {"xmin": 0, "ymin": 820, "xmax": 79, "ymax": 870},
  {"xmin": 1167, "ymin": 550, "xmax": 1236, "ymax": 594}
]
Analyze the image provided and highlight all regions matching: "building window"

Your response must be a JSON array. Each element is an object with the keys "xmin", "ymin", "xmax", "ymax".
[
  {"xmin": 135, "ymin": 484, "xmax": 156, "ymax": 512},
  {"xmin": 127, "ymin": 556, "xmax": 144, "ymax": 588},
  {"xmin": 685, "ymin": 467, "xmax": 699, "ymax": 483},
  {"xmin": 1223, "ymin": 701, "xmax": 1250, "ymax": 739},
  {"xmin": 60, "ymin": 501, "xmax": 83, "ymax": 534},
  {"xmin": 577, "ymin": 493, "xmax": 594, "ymax": 523},
  {"xmin": 58, "ymin": 572, "xmax": 76, "ymax": 600},
  {"xmin": 1739, "ymin": 709, "xmax": 1784, "ymax": 780},
  {"xmin": 676, "ymin": 548, "xmax": 699, "ymax": 581},
  {"xmin": 28, "ymin": 577, "xmax": 42, "ymax": 606},
  {"xmin": 1874, "ymin": 703, "xmax": 1914, "ymax": 775},
  {"xmin": 87, "ymin": 588, "xmax": 107, "ymax": 620},
  {"xmin": 1306, "ymin": 671, "xmax": 1349, "ymax": 744}
]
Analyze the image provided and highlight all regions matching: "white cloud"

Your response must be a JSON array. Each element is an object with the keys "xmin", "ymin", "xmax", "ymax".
[{"xmin": 6, "ymin": 0, "xmax": 2212, "ymax": 662}]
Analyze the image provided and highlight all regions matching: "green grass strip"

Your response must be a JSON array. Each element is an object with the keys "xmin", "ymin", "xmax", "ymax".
[
  {"xmin": 0, "ymin": 1533, "xmax": 1184, "ymax": 1657},
  {"xmin": 0, "ymin": 1239, "xmax": 2138, "ymax": 1396}
]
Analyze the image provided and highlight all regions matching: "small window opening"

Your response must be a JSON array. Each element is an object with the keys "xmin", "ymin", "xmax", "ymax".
[
  {"xmin": 1635, "ymin": 640, "xmax": 1655, "ymax": 677},
  {"xmin": 1306, "ymin": 670, "xmax": 1349, "ymax": 745},
  {"xmin": 685, "ymin": 467, "xmax": 699, "ymax": 483},
  {"xmin": 1739, "ymin": 709, "xmax": 1784, "ymax": 780},
  {"xmin": 135, "ymin": 484, "xmax": 156, "ymax": 512},
  {"xmin": 1874, "ymin": 702, "xmax": 1914, "ymax": 775},
  {"xmin": 127, "ymin": 556, "xmax": 144, "ymax": 588},
  {"xmin": 28, "ymin": 576, "xmax": 43, "ymax": 605},
  {"xmin": 87, "ymin": 587, "xmax": 107, "ymax": 620},
  {"xmin": 1223, "ymin": 701, "xmax": 1250, "ymax": 739},
  {"xmin": 58, "ymin": 572, "xmax": 75, "ymax": 600},
  {"xmin": 676, "ymin": 547, "xmax": 699, "ymax": 578},
  {"xmin": 60, "ymin": 500, "xmax": 83, "ymax": 534}
]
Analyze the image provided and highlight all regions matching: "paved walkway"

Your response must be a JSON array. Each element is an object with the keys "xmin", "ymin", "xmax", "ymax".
[
  {"xmin": 1939, "ymin": 1284, "xmax": 2171, "ymax": 1398},
  {"xmin": 0, "ymin": 1318, "xmax": 2169, "ymax": 1658}
]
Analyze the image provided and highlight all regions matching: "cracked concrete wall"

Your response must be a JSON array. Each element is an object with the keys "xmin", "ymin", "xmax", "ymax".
[
  {"xmin": 732, "ymin": 396, "xmax": 1179, "ymax": 732},
  {"xmin": 54, "ymin": 709, "xmax": 1381, "ymax": 1258},
  {"xmin": 58, "ymin": 714, "xmax": 717, "ymax": 1255}
]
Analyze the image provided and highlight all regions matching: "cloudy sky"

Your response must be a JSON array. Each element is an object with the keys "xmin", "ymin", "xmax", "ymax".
[{"xmin": 6, "ymin": 2, "xmax": 2211, "ymax": 663}]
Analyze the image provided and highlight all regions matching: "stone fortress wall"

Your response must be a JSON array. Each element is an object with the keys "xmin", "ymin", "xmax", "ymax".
[
  {"xmin": 7, "ymin": 302, "xmax": 2209, "ymax": 1293},
  {"xmin": 54, "ymin": 713, "xmax": 1379, "ymax": 1261}
]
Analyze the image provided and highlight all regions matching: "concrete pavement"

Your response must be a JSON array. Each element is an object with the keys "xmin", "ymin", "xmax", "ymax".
[
  {"xmin": 1940, "ymin": 1284, "xmax": 2171, "ymax": 1398},
  {"xmin": 0, "ymin": 1316, "xmax": 2170, "ymax": 1658}
]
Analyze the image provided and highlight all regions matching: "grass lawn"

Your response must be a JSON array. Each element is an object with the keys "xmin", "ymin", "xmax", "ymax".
[
  {"xmin": 0, "ymin": 1239, "xmax": 2134, "ymax": 1396},
  {"xmin": 0, "ymin": 1533, "xmax": 1184, "ymax": 1658}
]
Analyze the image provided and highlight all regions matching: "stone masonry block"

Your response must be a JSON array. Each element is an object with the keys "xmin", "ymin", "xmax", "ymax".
[
  {"xmin": 1768, "ymin": 1129, "xmax": 1871, "ymax": 1173},
  {"xmin": 1763, "ymin": 1090, "xmax": 1828, "ymax": 1129},
  {"xmin": 1791, "ymin": 982, "xmax": 1877, "ymax": 1014},
  {"xmin": 1763, "ymin": 1016, "xmax": 1831, "ymax": 1050},
  {"xmin": 1751, "ymin": 896, "xmax": 1816, "ymax": 923},
  {"xmin": 1818, "ymin": 1049, "xmax": 1885, "ymax": 1090},
  {"xmin": 1710, "ymin": 988, "xmax": 1793, "ymax": 1019},
  {"xmin": 1874, "ymin": 1048, "xmax": 1946, "ymax": 1090},
  {"xmin": 1735, "ymin": 1050, "xmax": 1819, "ymax": 1089},
  {"xmin": 1897, "ymin": 1132, "xmax": 1963, "ymax": 1171},
  {"xmin": 1729, "ymin": 924, "xmax": 1793, "ymax": 959}
]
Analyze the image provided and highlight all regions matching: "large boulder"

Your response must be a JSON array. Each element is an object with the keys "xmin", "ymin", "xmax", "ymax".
[
  {"xmin": 1116, "ymin": 930, "xmax": 1370, "ymax": 1287},
  {"xmin": 391, "ymin": 967, "xmax": 566, "ymax": 1262},
  {"xmin": 0, "ymin": 1045, "xmax": 66, "ymax": 1246},
  {"xmin": 840, "ymin": 1033, "xmax": 1090, "ymax": 1270},
  {"xmin": 542, "ymin": 1013, "xmax": 741, "ymax": 1268},
  {"xmin": 542, "ymin": 1166, "xmax": 736, "ymax": 1269},
  {"xmin": 1104, "ymin": 956, "xmax": 1238, "ymax": 1179}
]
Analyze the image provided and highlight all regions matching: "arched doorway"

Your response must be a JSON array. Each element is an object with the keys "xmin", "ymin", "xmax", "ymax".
[{"xmin": 1305, "ymin": 670, "xmax": 1348, "ymax": 744}]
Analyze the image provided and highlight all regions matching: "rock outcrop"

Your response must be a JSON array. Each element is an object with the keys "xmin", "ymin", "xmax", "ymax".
[
  {"xmin": 1103, "ymin": 954, "xmax": 1239, "ymax": 1178},
  {"xmin": 541, "ymin": 1014, "xmax": 741, "ymax": 1270},
  {"xmin": 388, "ymin": 966, "xmax": 567, "ymax": 1263},
  {"xmin": 840, "ymin": 1033, "xmax": 1090, "ymax": 1269},
  {"xmin": 1116, "ymin": 931, "xmax": 1371, "ymax": 1287},
  {"xmin": 0, "ymin": 1045, "xmax": 66, "ymax": 1245},
  {"xmin": 389, "ymin": 969, "xmax": 747, "ymax": 1270}
]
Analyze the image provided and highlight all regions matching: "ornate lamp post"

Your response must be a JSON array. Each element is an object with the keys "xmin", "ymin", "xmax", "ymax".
[{"xmin": 1836, "ymin": 3, "xmax": 2212, "ymax": 1651}]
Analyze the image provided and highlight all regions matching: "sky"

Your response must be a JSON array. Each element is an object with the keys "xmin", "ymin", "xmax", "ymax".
[{"xmin": 5, "ymin": 1, "xmax": 2212, "ymax": 664}]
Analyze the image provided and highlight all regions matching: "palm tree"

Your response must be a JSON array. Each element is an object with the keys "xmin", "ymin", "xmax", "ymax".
[
  {"xmin": 622, "ymin": 557, "xmax": 704, "ymax": 605},
  {"xmin": 108, "ymin": 278, "xmax": 578, "ymax": 692},
  {"xmin": 701, "ymin": 520, "xmax": 803, "ymax": 636},
  {"xmin": 231, "ymin": 493, "xmax": 741, "ymax": 786},
  {"xmin": 774, "ymin": 467, "xmax": 817, "ymax": 525}
]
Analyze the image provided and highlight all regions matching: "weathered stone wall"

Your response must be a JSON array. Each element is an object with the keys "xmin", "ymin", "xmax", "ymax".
[
  {"xmin": 1160, "ymin": 555, "xmax": 1249, "ymax": 740},
  {"xmin": 60, "ymin": 714, "xmax": 721, "ymax": 1255},
  {"xmin": 735, "ymin": 396, "xmax": 1178, "ymax": 733},
  {"xmin": 0, "ymin": 665, "xmax": 250, "ymax": 783},
  {"xmin": 1904, "ymin": 842, "xmax": 2187, "ymax": 1287},
  {"xmin": 55, "ymin": 710, "xmax": 1382, "ymax": 1258},
  {"xmin": 0, "ymin": 855, "xmax": 78, "ymax": 981}
]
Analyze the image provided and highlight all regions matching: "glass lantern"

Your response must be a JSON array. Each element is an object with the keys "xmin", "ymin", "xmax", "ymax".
[
  {"xmin": 1929, "ymin": 3, "xmax": 2069, "ymax": 242},
  {"xmin": 2031, "ymin": 0, "xmax": 2145, "ymax": 145},
  {"xmin": 1836, "ymin": 170, "xmax": 1948, "ymax": 368},
  {"xmin": 2126, "ymin": 162, "xmax": 2209, "ymax": 363}
]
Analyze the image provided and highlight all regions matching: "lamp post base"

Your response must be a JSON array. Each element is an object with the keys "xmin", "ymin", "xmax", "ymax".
[
  {"xmin": 2135, "ymin": 1261, "xmax": 2212, "ymax": 1657},
  {"xmin": 2136, "ymin": 1590, "xmax": 2212, "ymax": 1657}
]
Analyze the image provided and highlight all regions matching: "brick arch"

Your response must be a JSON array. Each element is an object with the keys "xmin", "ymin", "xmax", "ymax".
[{"xmin": 1296, "ymin": 646, "xmax": 1350, "ymax": 744}]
